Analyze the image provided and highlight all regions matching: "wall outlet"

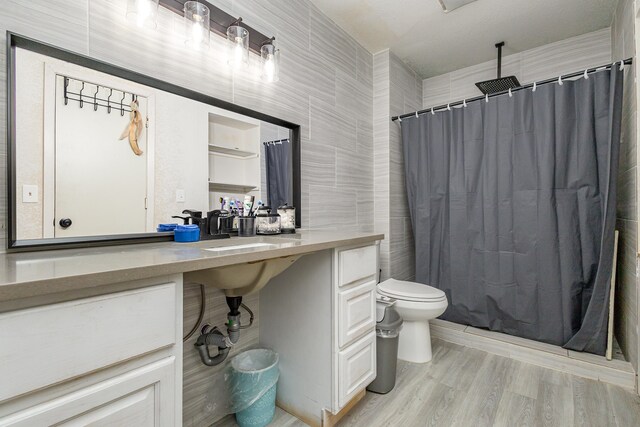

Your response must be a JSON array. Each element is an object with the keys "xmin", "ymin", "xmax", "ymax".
[
  {"xmin": 176, "ymin": 189, "xmax": 185, "ymax": 203},
  {"xmin": 22, "ymin": 185, "xmax": 38, "ymax": 203}
]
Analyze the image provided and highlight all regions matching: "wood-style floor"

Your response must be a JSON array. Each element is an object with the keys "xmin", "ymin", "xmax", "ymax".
[{"xmin": 214, "ymin": 338, "xmax": 640, "ymax": 427}]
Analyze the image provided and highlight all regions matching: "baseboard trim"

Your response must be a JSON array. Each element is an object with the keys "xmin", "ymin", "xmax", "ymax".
[
  {"xmin": 321, "ymin": 389, "xmax": 366, "ymax": 427},
  {"xmin": 430, "ymin": 319, "xmax": 637, "ymax": 392}
]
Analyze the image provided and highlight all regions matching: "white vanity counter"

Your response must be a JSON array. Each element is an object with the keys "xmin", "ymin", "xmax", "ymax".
[{"xmin": 0, "ymin": 230, "xmax": 382, "ymax": 303}]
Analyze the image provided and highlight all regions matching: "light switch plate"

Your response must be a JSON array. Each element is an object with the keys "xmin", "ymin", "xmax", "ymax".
[
  {"xmin": 22, "ymin": 185, "xmax": 38, "ymax": 203},
  {"xmin": 176, "ymin": 189, "xmax": 185, "ymax": 203}
]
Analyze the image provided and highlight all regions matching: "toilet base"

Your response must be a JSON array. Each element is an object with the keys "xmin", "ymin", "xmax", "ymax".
[{"xmin": 397, "ymin": 320, "xmax": 433, "ymax": 363}]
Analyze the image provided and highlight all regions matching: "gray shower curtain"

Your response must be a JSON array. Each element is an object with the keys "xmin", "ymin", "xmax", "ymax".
[
  {"xmin": 264, "ymin": 140, "xmax": 291, "ymax": 209},
  {"xmin": 401, "ymin": 67, "xmax": 624, "ymax": 354}
]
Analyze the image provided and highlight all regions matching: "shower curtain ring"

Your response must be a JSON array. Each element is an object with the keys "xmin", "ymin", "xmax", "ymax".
[
  {"xmin": 485, "ymin": 94, "xmax": 489, "ymax": 103},
  {"xmin": 558, "ymin": 75, "xmax": 563, "ymax": 85},
  {"xmin": 463, "ymin": 99, "xmax": 467, "ymax": 107},
  {"xmin": 415, "ymin": 111, "xmax": 419, "ymax": 118},
  {"xmin": 431, "ymin": 107, "xmax": 435, "ymax": 115},
  {"xmin": 398, "ymin": 116, "xmax": 402, "ymax": 122},
  {"xmin": 532, "ymin": 81, "xmax": 537, "ymax": 92},
  {"xmin": 447, "ymin": 103, "xmax": 451, "ymax": 111},
  {"xmin": 508, "ymin": 88, "xmax": 512, "ymax": 97},
  {"xmin": 620, "ymin": 60, "xmax": 625, "ymax": 71},
  {"xmin": 583, "ymin": 69, "xmax": 589, "ymax": 79}
]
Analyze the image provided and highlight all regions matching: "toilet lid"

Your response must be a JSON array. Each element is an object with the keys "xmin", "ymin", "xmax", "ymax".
[{"xmin": 377, "ymin": 278, "xmax": 446, "ymax": 302}]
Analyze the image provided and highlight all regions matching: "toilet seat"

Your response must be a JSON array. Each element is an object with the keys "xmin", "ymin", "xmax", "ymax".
[{"xmin": 377, "ymin": 278, "xmax": 446, "ymax": 303}]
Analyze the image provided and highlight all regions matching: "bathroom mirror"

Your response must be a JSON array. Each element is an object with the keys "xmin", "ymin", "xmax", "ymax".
[{"xmin": 7, "ymin": 33, "xmax": 301, "ymax": 250}]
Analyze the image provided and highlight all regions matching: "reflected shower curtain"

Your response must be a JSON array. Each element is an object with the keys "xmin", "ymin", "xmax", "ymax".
[
  {"xmin": 401, "ymin": 67, "xmax": 624, "ymax": 354},
  {"xmin": 264, "ymin": 140, "xmax": 291, "ymax": 209}
]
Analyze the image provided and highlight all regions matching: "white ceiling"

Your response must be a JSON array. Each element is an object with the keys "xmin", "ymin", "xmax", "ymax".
[{"xmin": 309, "ymin": 0, "xmax": 617, "ymax": 78}]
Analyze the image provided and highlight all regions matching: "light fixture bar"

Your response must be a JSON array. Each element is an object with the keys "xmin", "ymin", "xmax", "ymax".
[{"xmin": 158, "ymin": 0, "xmax": 273, "ymax": 55}]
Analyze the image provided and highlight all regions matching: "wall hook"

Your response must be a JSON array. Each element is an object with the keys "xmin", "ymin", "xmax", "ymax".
[
  {"xmin": 93, "ymin": 85, "xmax": 99, "ymax": 111},
  {"xmin": 107, "ymin": 89, "xmax": 113, "ymax": 113},
  {"xmin": 79, "ymin": 82, "xmax": 85, "ymax": 108},
  {"xmin": 120, "ymin": 91, "xmax": 126, "ymax": 116}
]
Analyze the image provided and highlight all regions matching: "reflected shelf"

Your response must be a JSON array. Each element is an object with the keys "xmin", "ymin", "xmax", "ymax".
[
  {"xmin": 208, "ymin": 144, "xmax": 258, "ymax": 158},
  {"xmin": 208, "ymin": 181, "xmax": 259, "ymax": 193}
]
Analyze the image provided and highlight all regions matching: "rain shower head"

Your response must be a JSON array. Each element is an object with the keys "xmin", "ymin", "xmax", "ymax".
[{"xmin": 475, "ymin": 42, "xmax": 521, "ymax": 95}]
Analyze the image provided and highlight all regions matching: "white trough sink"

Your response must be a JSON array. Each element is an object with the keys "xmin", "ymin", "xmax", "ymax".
[{"xmin": 204, "ymin": 243, "xmax": 277, "ymax": 253}]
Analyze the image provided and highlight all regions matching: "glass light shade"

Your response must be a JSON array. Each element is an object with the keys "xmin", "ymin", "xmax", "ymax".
[
  {"xmin": 126, "ymin": 0, "xmax": 159, "ymax": 29},
  {"xmin": 261, "ymin": 43, "xmax": 280, "ymax": 83},
  {"xmin": 184, "ymin": 1, "xmax": 210, "ymax": 50},
  {"xmin": 227, "ymin": 25, "xmax": 249, "ymax": 69}
]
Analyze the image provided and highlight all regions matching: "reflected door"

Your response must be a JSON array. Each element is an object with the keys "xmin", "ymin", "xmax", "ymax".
[{"xmin": 54, "ymin": 76, "xmax": 149, "ymax": 237}]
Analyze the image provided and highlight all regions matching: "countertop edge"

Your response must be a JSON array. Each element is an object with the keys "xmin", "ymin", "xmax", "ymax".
[{"xmin": 0, "ymin": 233, "xmax": 383, "ymax": 303}]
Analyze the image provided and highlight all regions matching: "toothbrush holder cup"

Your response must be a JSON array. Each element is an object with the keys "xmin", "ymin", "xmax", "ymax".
[{"xmin": 238, "ymin": 216, "xmax": 256, "ymax": 237}]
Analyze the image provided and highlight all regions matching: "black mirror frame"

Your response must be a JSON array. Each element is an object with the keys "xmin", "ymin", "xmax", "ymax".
[{"xmin": 6, "ymin": 32, "xmax": 301, "ymax": 251}]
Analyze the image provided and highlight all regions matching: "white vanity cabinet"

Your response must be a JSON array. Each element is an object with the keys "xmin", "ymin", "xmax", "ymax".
[
  {"xmin": 260, "ymin": 242, "xmax": 379, "ymax": 426},
  {"xmin": 0, "ymin": 277, "xmax": 183, "ymax": 427}
]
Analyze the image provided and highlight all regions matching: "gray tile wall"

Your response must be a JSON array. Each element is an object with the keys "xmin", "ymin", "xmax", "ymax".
[
  {"xmin": 0, "ymin": 1, "xmax": 373, "ymax": 424},
  {"xmin": 612, "ymin": 0, "xmax": 639, "ymax": 378},
  {"xmin": 373, "ymin": 50, "xmax": 421, "ymax": 281},
  {"xmin": 389, "ymin": 52, "xmax": 421, "ymax": 281},
  {"xmin": 422, "ymin": 29, "xmax": 612, "ymax": 108},
  {"xmin": 373, "ymin": 51, "xmax": 390, "ymax": 280}
]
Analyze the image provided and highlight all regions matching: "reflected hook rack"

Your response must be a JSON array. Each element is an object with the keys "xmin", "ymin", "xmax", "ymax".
[{"xmin": 62, "ymin": 76, "xmax": 134, "ymax": 114}]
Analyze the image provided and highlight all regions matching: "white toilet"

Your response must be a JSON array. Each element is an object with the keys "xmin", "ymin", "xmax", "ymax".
[{"xmin": 377, "ymin": 278, "xmax": 448, "ymax": 363}]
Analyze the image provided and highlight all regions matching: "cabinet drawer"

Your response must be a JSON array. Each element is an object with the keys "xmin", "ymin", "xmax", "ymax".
[
  {"xmin": 0, "ymin": 283, "xmax": 176, "ymax": 402},
  {"xmin": 338, "ymin": 245, "xmax": 377, "ymax": 287},
  {"xmin": 338, "ymin": 281, "xmax": 376, "ymax": 348},
  {"xmin": 338, "ymin": 332, "xmax": 376, "ymax": 408},
  {"xmin": 0, "ymin": 357, "xmax": 176, "ymax": 426}
]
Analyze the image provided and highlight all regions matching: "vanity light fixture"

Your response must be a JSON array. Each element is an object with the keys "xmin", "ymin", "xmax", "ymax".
[
  {"xmin": 227, "ymin": 18, "xmax": 249, "ymax": 69},
  {"xmin": 126, "ymin": 0, "xmax": 160, "ymax": 29},
  {"xmin": 131, "ymin": 1, "xmax": 280, "ymax": 82},
  {"xmin": 184, "ymin": 1, "xmax": 210, "ymax": 50},
  {"xmin": 260, "ymin": 38, "xmax": 280, "ymax": 83}
]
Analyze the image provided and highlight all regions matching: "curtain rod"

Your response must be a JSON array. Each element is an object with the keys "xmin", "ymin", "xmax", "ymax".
[
  {"xmin": 392, "ymin": 58, "xmax": 633, "ymax": 122},
  {"xmin": 263, "ymin": 138, "xmax": 289, "ymax": 145}
]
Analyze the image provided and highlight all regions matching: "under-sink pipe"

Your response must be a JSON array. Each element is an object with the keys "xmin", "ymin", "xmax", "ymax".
[
  {"xmin": 194, "ymin": 296, "xmax": 253, "ymax": 366},
  {"xmin": 195, "ymin": 327, "xmax": 232, "ymax": 366},
  {"xmin": 183, "ymin": 284, "xmax": 206, "ymax": 342}
]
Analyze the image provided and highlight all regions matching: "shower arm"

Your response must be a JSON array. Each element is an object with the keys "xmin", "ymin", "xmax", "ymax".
[
  {"xmin": 193, "ymin": 296, "xmax": 254, "ymax": 366},
  {"xmin": 496, "ymin": 42, "xmax": 504, "ymax": 79}
]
